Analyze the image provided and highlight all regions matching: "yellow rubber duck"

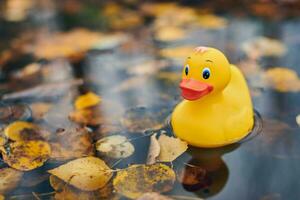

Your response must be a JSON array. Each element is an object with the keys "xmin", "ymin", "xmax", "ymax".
[{"xmin": 171, "ymin": 47, "xmax": 254, "ymax": 148}]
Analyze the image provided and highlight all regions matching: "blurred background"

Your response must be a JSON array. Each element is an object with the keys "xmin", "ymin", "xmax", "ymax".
[{"xmin": 1, "ymin": 0, "xmax": 300, "ymax": 200}]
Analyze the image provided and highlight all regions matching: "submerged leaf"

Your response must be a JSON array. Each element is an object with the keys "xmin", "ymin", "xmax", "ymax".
[
  {"xmin": 0, "ymin": 168, "xmax": 23, "ymax": 194},
  {"xmin": 48, "ymin": 157, "xmax": 113, "ymax": 191},
  {"xmin": 75, "ymin": 92, "xmax": 101, "ymax": 110},
  {"xmin": 158, "ymin": 134, "xmax": 188, "ymax": 162},
  {"xmin": 113, "ymin": 163, "xmax": 176, "ymax": 199},
  {"xmin": 96, "ymin": 135, "xmax": 134, "ymax": 159},
  {"xmin": 146, "ymin": 133, "xmax": 160, "ymax": 164},
  {"xmin": 2, "ymin": 140, "xmax": 51, "ymax": 171},
  {"xmin": 50, "ymin": 126, "xmax": 94, "ymax": 161}
]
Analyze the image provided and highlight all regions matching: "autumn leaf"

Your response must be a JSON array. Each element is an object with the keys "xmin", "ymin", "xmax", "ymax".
[
  {"xmin": 69, "ymin": 106, "xmax": 104, "ymax": 126},
  {"xmin": 1, "ymin": 140, "xmax": 51, "ymax": 171},
  {"xmin": 75, "ymin": 92, "xmax": 101, "ymax": 110},
  {"xmin": 158, "ymin": 134, "xmax": 188, "ymax": 162},
  {"xmin": 159, "ymin": 46, "xmax": 195, "ymax": 60},
  {"xmin": 146, "ymin": 133, "xmax": 160, "ymax": 164},
  {"xmin": 113, "ymin": 163, "xmax": 176, "ymax": 199},
  {"xmin": 50, "ymin": 126, "xmax": 94, "ymax": 161},
  {"xmin": 30, "ymin": 102, "xmax": 52, "ymax": 120},
  {"xmin": 48, "ymin": 157, "xmax": 113, "ymax": 191},
  {"xmin": 96, "ymin": 135, "xmax": 134, "ymax": 159},
  {"xmin": 0, "ymin": 168, "xmax": 23, "ymax": 194},
  {"xmin": 197, "ymin": 14, "xmax": 227, "ymax": 29},
  {"xmin": 154, "ymin": 26, "xmax": 186, "ymax": 42},
  {"xmin": 263, "ymin": 67, "xmax": 300, "ymax": 92}
]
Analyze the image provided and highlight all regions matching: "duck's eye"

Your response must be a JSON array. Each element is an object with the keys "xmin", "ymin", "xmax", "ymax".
[
  {"xmin": 184, "ymin": 65, "xmax": 189, "ymax": 76},
  {"xmin": 202, "ymin": 68, "xmax": 211, "ymax": 79}
]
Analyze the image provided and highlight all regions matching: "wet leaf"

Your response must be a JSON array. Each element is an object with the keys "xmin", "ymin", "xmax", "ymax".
[
  {"xmin": 50, "ymin": 126, "xmax": 94, "ymax": 161},
  {"xmin": 197, "ymin": 14, "xmax": 227, "ymax": 29},
  {"xmin": 48, "ymin": 157, "xmax": 113, "ymax": 191},
  {"xmin": 296, "ymin": 115, "xmax": 300, "ymax": 127},
  {"xmin": 2, "ymin": 140, "xmax": 51, "ymax": 171},
  {"xmin": 159, "ymin": 46, "xmax": 195, "ymax": 60},
  {"xmin": 158, "ymin": 134, "xmax": 188, "ymax": 162},
  {"xmin": 146, "ymin": 133, "xmax": 160, "ymax": 164},
  {"xmin": 263, "ymin": 67, "xmax": 300, "ymax": 92},
  {"xmin": 154, "ymin": 26, "xmax": 186, "ymax": 42},
  {"xmin": 75, "ymin": 92, "xmax": 101, "ymax": 110},
  {"xmin": 69, "ymin": 107, "xmax": 104, "ymax": 126},
  {"xmin": 96, "ymin": 135, "xmax": 134, "ymax": 159},
  {"xmin": 0, "ymin": 168, "xmax": 23, "ymax": 194},
  {"xmin": 137, "ymin": 192, "xmax": 173, "ymax": 200},
  {"xmin": 242, "ymin": 37, "xmax": 286, "ymax": 58},
  {"xmin": 4, "ymin": 121, "xmax": 48, "ymax": 141},
  {"xmin": 113, "ymin": 163, "xmax": 176, "ymax": 199},
  {"xmin": 30, "ymin": 102, "xmax": 52, "ymax": 120}
]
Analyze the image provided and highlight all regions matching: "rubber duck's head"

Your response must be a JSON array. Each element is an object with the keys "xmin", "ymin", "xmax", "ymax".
[{"xmin": 180, "ymin": 47, "xmax": 231, "ymax": 101}]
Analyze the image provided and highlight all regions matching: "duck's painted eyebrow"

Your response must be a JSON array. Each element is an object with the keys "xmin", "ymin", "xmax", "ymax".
[
  {"xmin": 205, "ymin": 59, "xmax": 213, "ymax": 63},
  {"xmin": 187, "ymin": 57, "xmax": 191, "ymax": 59}
]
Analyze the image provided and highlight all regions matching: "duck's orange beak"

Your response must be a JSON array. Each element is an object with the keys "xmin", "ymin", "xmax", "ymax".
[{"xmin": 180, "ymin": 79, "xmax": 213, "ymax": 101}]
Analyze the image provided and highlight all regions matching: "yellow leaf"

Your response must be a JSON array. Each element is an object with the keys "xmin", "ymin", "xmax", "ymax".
[
  {"xmin": 113, "ymin": 163, "xmax": 175, "ymax": 199},
  {"xmin": 154, "ymin": 26, "xmax": 185, "ymax": 42},
  {"xmin": 159, "ymin": 46, "xmax": 195, "ymax": 60},
  {"xmin": 4, "ymin": 121, "xmax": 37, "ymax": 141},
  {"xmin": 158, "ymin": 134, "xmax": 188, "ymax": 162},
  {"xmin": 30, "ymin": 102, "xmax": 52, "ymax": 120},
  {"xmin": 48, "ymin": 157, "xmax": 112, "ymax": 191},
  {"xmin": 75, "ymin": 92, "xmax": 101, "ymax": 110},
  {"xmin": 0, "ymin": 168, "xmax": 23, "ymax": 194},
  {"xmin": 197, "ymin": 14, "xmax": 227, "ymax": 29},
  {"xmin": 96, "ymin": 135, "xmax": 134, "ymax": 159},
  {"xmin": 2, "ymin": 140, "xmax": 51, "ymax": 171},
  {"xmin": 263, "ymin": 67, "xmax": 300, "ymax": 92}
]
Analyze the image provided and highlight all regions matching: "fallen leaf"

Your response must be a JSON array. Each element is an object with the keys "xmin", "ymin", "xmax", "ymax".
[
  {"xmin": 242, "ymin": 37, "xmax": 286, "ymax": 58},
  {"xmin": 197, "ymin": 14, "xmax": 227, "ymax": 29},
  {"xmin": 158, "ymin": 134, "xmax": 188, "ymax": 162},
  {"xmin": 137, "ymin": 192, "xmax": 173, "ymax": 200},
  {"xmin": 296, "ymin": 115, "xmax": 300, "ymax": 127},
  {"xmin": 69, "ymin": 107, "xmax": 104, "ymax": 126},
  {"xmin": 263, "ymin": 67, "xmax": 300, "ymax": 92},
  {"xmin": 50, "ymin": 126, "xmax": 94, "ymax": 161},
  {"xmin": 154, "ymin": 26, "xmax": 186, "ymax": 42},
  {"xmin": 2, "ymin": 140, "xmax": 51, "ymax": 171},
  {"xmin": 75, "ymin": 92, "xmax": 101, "ymax": 110},
  {"xmin": 30, "ymin": 102, "xmax": 52, "ymax": 120},
  {"xmin": 4, "ymin": 121, "xmax": 48, "ymax": 141},
  {"xmin": 146, "ymin": 133, "xmax": 160, "ymax": 164},
  {"xmin": 0, "ymin": 168, "xmax": 23, "ymax": 194},
  {"xmin": 159, "ymin": 46, "xmax": 194, "ymax": 60},
  {"xmin": 96, "ymin": 135, "xmax": 134, "ymax": 159},
  {"xmin": 113, "ymin": 163, "xmax": 176, "ymax": 199},
  {"xmin": 48, "ymin": 157, "xmax": 113, "ymax": 191}
]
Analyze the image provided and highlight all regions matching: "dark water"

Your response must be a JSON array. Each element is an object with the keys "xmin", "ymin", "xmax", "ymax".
[{"xmin": 1, "ymin": 1, "xmax": 300, "ymax": 200}]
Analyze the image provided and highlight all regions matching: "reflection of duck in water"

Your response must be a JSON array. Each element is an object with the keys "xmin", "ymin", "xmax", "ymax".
[
  {"xmin": 172, "ymin": 47, "xmax": 254, "ymax": 147},
  {"xmin": 177, "ymin": 144, "xmax": 239, "ymax": 198}
]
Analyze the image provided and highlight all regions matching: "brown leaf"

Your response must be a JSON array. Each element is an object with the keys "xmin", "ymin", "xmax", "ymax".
[{"xmin": 0, "ymin": 168, "xmax": 23, "ymax": 194}]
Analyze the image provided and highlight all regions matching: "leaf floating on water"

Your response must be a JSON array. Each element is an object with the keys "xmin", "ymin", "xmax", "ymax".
[
  {"xmin": 48, "ymin": 157, "xmax": 113, "ymax": 191},
  {"xmin": 263, "ymin": 67, "xmax": 300, "ymax": 92},
  {"xmin": 242, "ymin": 37, "xmax": 286, "ymax": 58},
  {"xmin": 197, "ymin": 14, "xmax": 227, "ymax": 29},
  {"xmin": 158, "ymin": 134, "xmax": 188, "ymax": 162},
  {"xmin": 113, "ymin": 163, "xmax": 176, "ymax": 199},
  {"xmin": 96, "ymin": 135, "xmax": 134, "ymax": 159},
  {"xmin": 154, "ymin": 26, "xmax": 186, "ymax": 42},
  {"xmin": 137, "ymin": 192, "xmax": 173, "ymax": 200},
  {"xmin": 0, "ymin": 168, "xmax": 23, "ymax": 194},
  {"xmin": 296, "ymin": 115, "xmax": 300, "ymax": 127},
  {"xmin": 50, "ymin": 126, "xmax": 94, "ymax": 161},
  {"xmin": 146, "ymin": 133, "xmax": 160, "ymax": 164},
  {"xmin": 1, "ymin": 140, "xmax": 51, "ymax": 171},
  {"xmin": 4, "ymin": 121, "xmax": 48, "ymax": 141},
  {"xmin": 75, "ymin": 92, "xmax": 101, "ymax": 110},
  {"xmin": 159, "ymin": 46, "xmax": 195, "ymax": 60},
  {"xmin": 30, "ymin": 102, "xmax": 52, "ymax": 120},
  {"xmin": 69, "ymin": 107, "xmax": 104, "ymax": 126}
]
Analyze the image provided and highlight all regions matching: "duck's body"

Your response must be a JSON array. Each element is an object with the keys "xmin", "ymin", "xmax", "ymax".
[{"xmin": 171, "ymin": 47, "xmax": 254, "ymax": 148}]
